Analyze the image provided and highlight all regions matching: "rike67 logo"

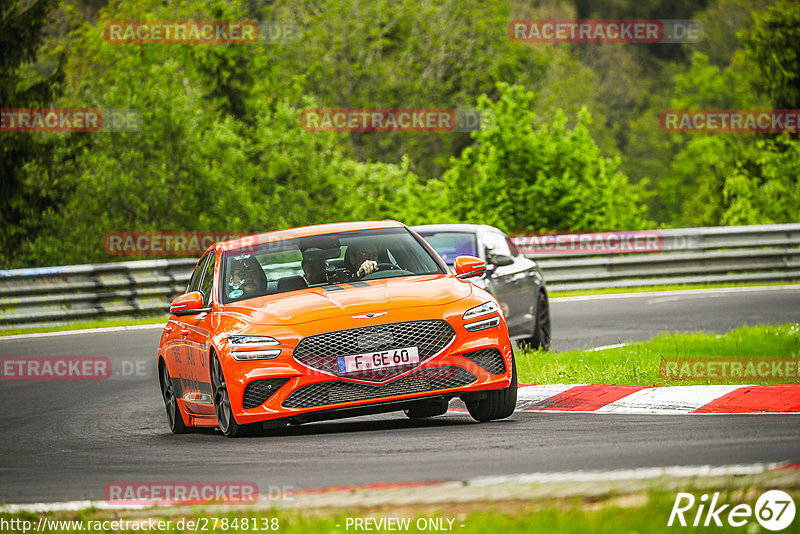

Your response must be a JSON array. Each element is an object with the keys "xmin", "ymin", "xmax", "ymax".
[{"xmin": 669, "ymin": 490, "xmax": 796, "ymax": 531}]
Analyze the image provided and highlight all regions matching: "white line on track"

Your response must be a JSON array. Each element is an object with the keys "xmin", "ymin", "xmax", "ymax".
[
  {"xmin": 0, "ymin": 500, "xmax": 150, "ymax": 513},
  {"xmin": 550, "ymin": 284, "xmax": 800, "ymax": 303},
  {"xmin": 0, "ymin": 323, "xmax": 165, "ymax": 342},
  {"xmin": 585, "ymin": 342, "xmax": 628, "ymax": 352},
  {"xmin": 466, "ymin": 462, "xmax": 789, "ymax": 486},
  {"xmin": 2, "ymin": 462, "xmax": 791, "ymax": 514}
]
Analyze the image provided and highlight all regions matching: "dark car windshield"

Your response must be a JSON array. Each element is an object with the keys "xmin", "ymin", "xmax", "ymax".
[
  {"xmin": 415, "ymin": 231, "xmax": 478, "ymax": 265},
  {"xmin": 221, "ymin": 227, "xmax": 445, "ymax": 303}
]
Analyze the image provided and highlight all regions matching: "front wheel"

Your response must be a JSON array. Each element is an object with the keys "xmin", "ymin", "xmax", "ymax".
[
  {"xmin": 211, "ymin": 352, "xmax": 259, "ymax": 438},
  {"xmin": 465, "ymin": 352, "xmax": 518, "ymax": 422}
]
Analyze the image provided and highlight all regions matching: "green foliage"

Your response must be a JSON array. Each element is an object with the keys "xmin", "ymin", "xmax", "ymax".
[
  {"xmin": 0, "ymin": 0, "xmax": 64, "ymax": 265},
  {"xmin": 747, "ymin": 135, "xmax": 800, "ymax": 223},
  {"xmin": 262, "ymin": 0, "xmax": 606, "ymax": 179},
  {"xmin": 689, "ymin": 0, "xmax": 775, "ymax": 67},
  {"xmin": 740, "ymin": 0, "xmax": 800, "ymax": 109},
  {"xmin": 438, "ymin": 83, "xmax": 649, "ymax": 233},
  {"xmin": 668, "ymin": 131, "xmax": 800, "ymax": 227},
  {"xmin": 0, "ymin": 0, "xmax": 62, "ymax": 102},
  {"xmin": 16, "ymin": 0, "xmax": 431, "ymax": 265},
  {"xmin": 660, "ymin": 0, "xmax": 800, "ymax": 227},
  {"xmin": 7, "ymin": 0, "xmax": 800, "ymax": 268}
]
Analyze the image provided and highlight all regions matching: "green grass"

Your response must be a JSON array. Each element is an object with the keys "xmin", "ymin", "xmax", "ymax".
[
  {"xmin": 516, "ymin": 323, "xmax": 800, "ymax": 385},
  {"xmin": 2, "ymin": 487, "xmax": 796, "ymax": 533},
  {"xmin": 549, "ymin": 280, "xmax": 800, "ymax": 298},
  {"xmin": 0, "ymin": 316, "xmax": 166, "ymax": 337}
]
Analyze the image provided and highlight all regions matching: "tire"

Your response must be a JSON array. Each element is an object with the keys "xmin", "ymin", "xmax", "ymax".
[
  {"xmin": 523, "ymin": 290, "xmax": 551, "ymax": 351},
  {"xmin": 160, "ymin": 362, "xmax": 189, "ymax": 434},
  {"xmin": 465, "ymin": 352, "xmax": 517, "ymax": 422},
  {"xmin": 404, "ymin": 398, "xmax": 449, "ymax": 419},
  {"xmin": 211, "ymin": 352, "xmax": 259, "ymax": 438}
]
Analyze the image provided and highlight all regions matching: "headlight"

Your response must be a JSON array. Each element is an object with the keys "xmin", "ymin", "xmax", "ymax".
[
  {"xmin": 462, "ymin": 301, "xmax": 499, "ymax": 320},
  {"xmin": 228, "ymin": 336, "xmax": 281, "ymax": 361},
  {"xmin": 227, "ymin": 336, "xmax": 279, "ymax": 347}
]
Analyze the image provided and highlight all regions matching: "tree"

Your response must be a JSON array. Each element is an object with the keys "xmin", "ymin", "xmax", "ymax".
[
  {"xmin": 261, "ymin": 0, "xmax": 615, "ymax": 180},
  {"xmin": 16, "ymin": 0, "xmax": 430, "ymax": 266},
  {"xmin": 689, "ymin": 0, "xmax": 776, "ymax": 67},
  {"xmin": 437, "ymin": 83, "xmax": 649, "ymax": 233},
  {"xmin": 662, "ymin": 0, "xmax": 800, "ymax": 227},
  {"xmin": 740, "ymin": 0, "xmax": 800, "ymax": 109},
  {"xmin": 0, "ymin": 0, "xmax": 64, "ymax": 264}
]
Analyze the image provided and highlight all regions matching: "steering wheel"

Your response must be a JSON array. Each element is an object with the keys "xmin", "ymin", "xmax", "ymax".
[{"xmin": 377, "ymin": 262, "xmax": 400, "ymax": 271}]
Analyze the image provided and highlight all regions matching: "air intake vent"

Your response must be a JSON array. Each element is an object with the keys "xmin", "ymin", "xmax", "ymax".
[
  {"xmin": 242, "ymin": 378, "xmax": 290, "ymax": 409},
  {"xmin": 462, "ymin": 348, "xmax": 506, "ymax": 375},
  {"xmin": 282, "ymin": 366, "xmax": 475, "ymax": 409}
]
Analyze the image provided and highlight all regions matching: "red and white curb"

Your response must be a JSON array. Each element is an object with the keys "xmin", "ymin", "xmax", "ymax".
[
  {"xmin": 451, "ymin": 384, "xmax": 800, "ymax": 414},
  {"xmin": 520, "ymin": 384, "xmax": 800, "ymax": 414}
]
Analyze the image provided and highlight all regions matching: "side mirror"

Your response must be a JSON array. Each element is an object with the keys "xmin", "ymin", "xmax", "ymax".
[
  {"xmin": 488, "ymin": 253, "xmax": 514, "ymax": 267},
  {"xmin": 170, "ymin": 291, "xmax": 205, "ymax": 316},
  {"xmin": 453, "ymin": 256, "xmax": 487, "ymax": 279}
]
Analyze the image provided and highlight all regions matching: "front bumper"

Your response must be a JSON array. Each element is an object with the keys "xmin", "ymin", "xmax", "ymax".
[{"xmin": 223, "ymin": 309, "xmax": 512, "ymax": 425}]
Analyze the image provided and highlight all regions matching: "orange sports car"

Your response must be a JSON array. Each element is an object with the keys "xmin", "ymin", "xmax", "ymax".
[{"xmin": 158, "ymin": 220, "xmax": 517, "ymax": 437}]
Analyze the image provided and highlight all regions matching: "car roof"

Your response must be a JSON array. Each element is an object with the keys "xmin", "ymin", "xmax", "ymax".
[
  {"xmin": 219, "ymin": 220, "xmax": 405, "ymax": 252},
  {"xmin": 411, "ymin": 223, "xmax": 500, "ymax": 234}
]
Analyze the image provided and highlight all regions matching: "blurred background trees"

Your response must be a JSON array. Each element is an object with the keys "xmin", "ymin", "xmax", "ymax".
[
  {"xmin": 2, "ymin": 0, "xmax": 798, "ymax": 267},
  {"xmin": 1, "ymin": 0, "xmax": 64, "ymax": 265}
]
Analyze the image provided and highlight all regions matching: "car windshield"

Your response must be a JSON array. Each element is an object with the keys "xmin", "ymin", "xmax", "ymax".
[
  {"xmin": 221, "ymin": 227, "xmax": 445, "ymax": 303},
  {"xmin": 415, "ymin": 231, "xmax": 477, "ymax": 265}
]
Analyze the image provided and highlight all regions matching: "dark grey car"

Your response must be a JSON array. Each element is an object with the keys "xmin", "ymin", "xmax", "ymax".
[{"xmin": 411, "ymin": 224, "xmax": 551, "ymax": 350}]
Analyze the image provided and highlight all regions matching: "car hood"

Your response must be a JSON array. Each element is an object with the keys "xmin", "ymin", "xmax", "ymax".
[{"xmin": 221, "ymin": 275, "xmax": 473, "ymax": 326}]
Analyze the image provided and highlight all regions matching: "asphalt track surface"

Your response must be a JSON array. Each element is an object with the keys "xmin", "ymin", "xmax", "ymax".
[{"xmin": 1, "ymin": 287, "xmax": 799, "ymax": 504}]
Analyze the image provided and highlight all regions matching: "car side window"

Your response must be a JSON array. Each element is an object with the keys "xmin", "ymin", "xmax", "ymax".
[
  {"xmin": 483, "ymin": 232, "xmax": 512, "ymax": 257},
  {"xmin": 187, "ymin": 253, "xmax": 211, "ymax": 293},
  {"xmin": 199, "ymin": 253, "xmax": 216, "ymax": 307}
]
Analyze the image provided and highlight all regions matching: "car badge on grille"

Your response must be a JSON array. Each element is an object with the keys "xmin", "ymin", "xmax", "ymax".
[
  {"xmin": 357, "ymin": 331, "xmax": 394, "ymax": 350},
  {"xmin": 352, "ymin": 312, "xmax": 387, "ymax": 319}
]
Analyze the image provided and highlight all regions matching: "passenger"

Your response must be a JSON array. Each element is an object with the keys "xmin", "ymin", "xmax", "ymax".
[
  {"xmin": 227, "ymin": 256, "xmax": 266, "ymax": 299},
  {"xmin": 344, "ymin": 242, "xmax": 380, "ymax": 280},
  {"xmin": 302, "ymin": 257, "xmax": 328, "ymax": 285}
]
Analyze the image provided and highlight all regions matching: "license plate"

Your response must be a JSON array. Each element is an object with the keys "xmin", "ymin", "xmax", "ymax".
[{"xmin": 337, "ymin": 346, "xmax": 420, "ymax": 374}]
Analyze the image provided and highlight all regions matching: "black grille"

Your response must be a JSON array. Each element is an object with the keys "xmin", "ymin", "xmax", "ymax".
[
  {"xmin": 462, "ymin": 348, "xmax": 506, "ymax": 375},
  {"xmin": 292, "ymin": 320, "xmax": 455, "ymax": 382},
  {"xmin": 282, "ymin": 366, "xmax": 476, "ymax": 409},
  {"xmin": 242, "ymin": 378, "xmax": 290, "ymax": 409}
]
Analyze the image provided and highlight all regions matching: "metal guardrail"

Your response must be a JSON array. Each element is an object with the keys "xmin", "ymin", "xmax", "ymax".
[
  {"xmin": 0, "ymin": 259, "xmax": 197, "ymax": 329},
  {"xmin": 525, "ymin": 223, "xmax": 800, "ymax": 291},
  {"xmin": 519, "ymin": 223, "xmax": 800, "ymax": 257},
  {"xmin": 1, "ymin": 224, "xmax": 799, "ymax": 330}
]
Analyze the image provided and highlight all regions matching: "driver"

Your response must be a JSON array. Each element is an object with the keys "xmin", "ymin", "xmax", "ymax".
[{"xmin": 345, "ymin": 242, "xmax": 380, "ymax": 280}]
